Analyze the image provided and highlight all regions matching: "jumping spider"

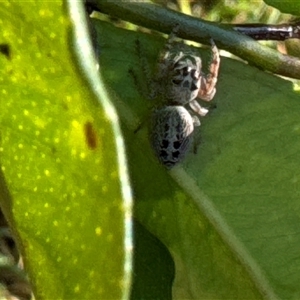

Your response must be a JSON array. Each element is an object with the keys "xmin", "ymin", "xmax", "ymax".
[{"xmin": 133, "ymin": 25, "xmax": 220, "ymax": 168}]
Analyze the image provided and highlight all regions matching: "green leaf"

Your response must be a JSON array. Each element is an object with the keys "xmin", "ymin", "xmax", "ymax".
[
  {"xmin": 96, "ymin": 19, "xmax": 300, "ymax": 299},
  {"xmin": 131, "ymin": 220, "xmax": 174, "ymax": 300},
  {"xmin": 263, "ymin": 0, "xmax": 300, "ymax": 15},
  {"xmin": 0, "ymin": 2, "xmax": 132, "ymax": 299}
]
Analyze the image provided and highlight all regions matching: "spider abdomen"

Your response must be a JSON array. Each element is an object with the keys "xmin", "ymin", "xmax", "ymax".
[{"xmin": 151, "ymin": 106, "xmax": 195, "ymax": 168}]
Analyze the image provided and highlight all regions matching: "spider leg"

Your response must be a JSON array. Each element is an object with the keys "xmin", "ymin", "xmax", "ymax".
[
  {"xmin": 160, "ymin": 24, "xmax": 180, "ymax": 59},
  {"xmin": 193, "ymin": 130, "xmax": 202, "ymax": 154},
  {"xmin": 189, "ymin": 99, "xmax": 209, "ymax": 117},
  {"xmin": 135, "ymin": 39, "xmax": 154, "ymax": 95},
  {"xmin": 155, "ymin": 24, "xmax": 180, "ymax": 79},
  {"xmin": 128, "ymin": 67, "xmax": 148, "ymax": 101},
  {"xmin": 155, "ymin": 24, "xmax": 185, "ymax": 100},
  {"xmin": 192, "ymin": 115, "xmax": 201, "ymax": 126},
  {"xmin": 198, "ymin": 39, "xmax": 220, "ymax": 101}
]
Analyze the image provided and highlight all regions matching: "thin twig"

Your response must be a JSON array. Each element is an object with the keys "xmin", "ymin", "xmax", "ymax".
[
  {"xmin": 87, "ymin": 0, "xmax": 300, "ymax": 79},
  {"xmin": 234, "ymin": 21, "xmax": 300, "ymax": 41}
]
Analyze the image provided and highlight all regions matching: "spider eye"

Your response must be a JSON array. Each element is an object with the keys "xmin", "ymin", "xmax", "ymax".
[
  {"xmin": 191, "ymin": 82, "xmax": 199, "ymax": 91},
  {"xmin": 182, "ymin": 67, "xmax": 189, "ymax": 76}
]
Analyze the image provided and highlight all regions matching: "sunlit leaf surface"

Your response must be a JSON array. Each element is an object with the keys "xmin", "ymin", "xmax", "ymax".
[{"xmin": 0, "ymin": 2, "xmax": 131, "ymax": 299}]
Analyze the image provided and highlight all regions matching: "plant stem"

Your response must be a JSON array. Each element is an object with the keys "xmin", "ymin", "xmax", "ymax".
[
  {"xmin": 88, "ymin": 0, "xmax": 300, "ymax": 80},
  {"xmin": 234, "ymin": 22, "xmax": 300, "ymax": 41}
]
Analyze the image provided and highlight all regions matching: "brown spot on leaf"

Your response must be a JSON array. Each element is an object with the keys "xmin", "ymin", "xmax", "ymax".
[
  {"xmin": 84, "ymin": 122, "xmax": 97, "ymax": 149},
  {"xmin": 0, "ymin": 44, "xmax": 11, "ymax": 60}
]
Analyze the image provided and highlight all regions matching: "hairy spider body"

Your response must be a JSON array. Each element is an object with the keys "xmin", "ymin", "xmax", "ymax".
[
  {"xmin": 131, "ymin": 25, "xmax": 220, "ymax": 168},
  {"xmin": 149, "ymin": 26, "xmax": 220, "ymax": 168},
  {"xmin": 155, "ymin": 48, "xmax": 202, "ymax": 104},
  {"xmin": 151, "ymin": 106, "xmax": 199, "ymax": 169}
]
